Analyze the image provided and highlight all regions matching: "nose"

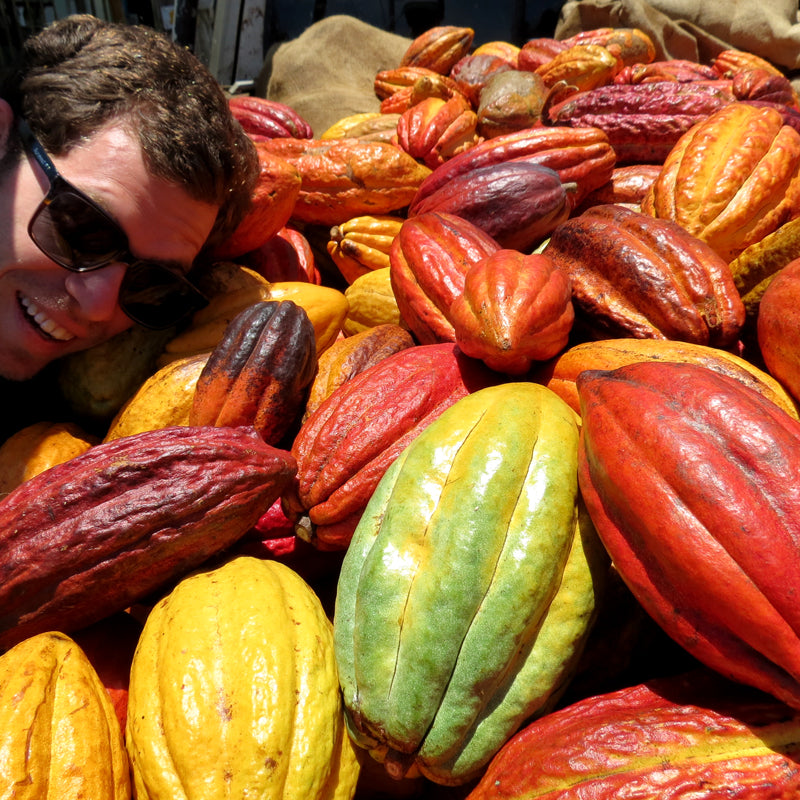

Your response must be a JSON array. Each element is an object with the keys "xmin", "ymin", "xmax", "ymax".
[{"xmin": 63, "ymin": 263, "xmax": 127, "ymax": 322}]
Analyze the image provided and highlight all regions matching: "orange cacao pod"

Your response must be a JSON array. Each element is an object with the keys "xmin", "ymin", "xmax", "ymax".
[
  {"xmin": 573, "ymin": 162, "xmax": 661, "ymax": 212},
  {"xmin": 542, "ymin": 203, "xmax": 745, "ymax": 346},
  {"xmin": 449, "ymin": 53, "xmax": 515, "ymax": 107},
  {"xmin": 535, "ymin": 43, "xmax": 621, "ymax": 91},
  {"xmin": 0, "ymin": 425, "xmax": 297, "ymax": 649},
  {"xmin": 189, "ymin": 300, "xmax": 318, "ymax": 445},
  {"xmin": 374, "ymin": 65, "xmax": 458, "ymax": 100},
  {"xmin": 533, "ymin": 337, "xmax": 799, "ymax": 419},
  {"xmin": 389, "ymin": 211, "xmax": 500, "ymax": 344},
  {"xmin": 517, "ymin": 37, "xmax": 568, "ymax": 71},
  {"xmin": 642, "ymin": 102, "xmax": 800, "ymax": 261},
  {"xmin": 257, "ymin": 137, "xmax": 431, "ymax": 226},
  {"xmin": 577, "ymin": 360, "xmax": 800, "ymax": 709},
  {"xmin": 400, "ymin": 25, "xmax": 474, "ymax": 74},
  {"xmin": 559, "ymin": 27, "xmax": 657, "ymax": 67},
  {"xmin": 613, "ymin": 58, "xmax": 719, "ymax": 83},
  {"xmin": 468, "ymin": 669, "xmax": 800, "ymax": 799},
  {"xmin": 476, "ymin": 70, "xmax": 550, "ymax": 138},
  {"xmin": 239, "ymin": 225, "xmax": 320, "ymax": 284},
  {"xmin": 449, "ymin": 249, "xmax": 574, "ymax": 374},
  {"xmin": 713, "ymin": 48, "xmax": 786, "ymax": 79},
  {"xmin": 409, "ymin": 125, "xmax": 616, "ymax": 212},
  {"xmin": 211, "ymin": 143, "xmax": 302, "ymax": 259},
  {"xmin": 395, "ymin": 93, "xmax": 480, "ymax": 168},
  {"xmin": 282, "ymin": 343, "xmax": 497, "ymax": 549}
]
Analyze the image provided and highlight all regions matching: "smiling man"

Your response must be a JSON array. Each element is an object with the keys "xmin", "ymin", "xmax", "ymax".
[{"xmin": 0, "ymin": 14, "xmax": 258, "ymax": 384}]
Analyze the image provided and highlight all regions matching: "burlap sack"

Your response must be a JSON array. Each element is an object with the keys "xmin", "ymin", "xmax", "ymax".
[
  {"xmin": 555, "ymin": 0, "xmax": 800, "ymax": 72},
  {"xmin": 263, "ymin": 15, "xmax": 411, "ymax": 137}
]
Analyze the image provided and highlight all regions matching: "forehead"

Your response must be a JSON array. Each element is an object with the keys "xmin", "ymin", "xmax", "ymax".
[{"xmin": 51, "ymin": 124, "xmax": 219, "ymax": 263}]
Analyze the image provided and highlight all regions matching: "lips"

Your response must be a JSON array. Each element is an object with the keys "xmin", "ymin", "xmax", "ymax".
[{"xmin": 19, "ymin": 294, "xmax": 76, "ymax": 342}]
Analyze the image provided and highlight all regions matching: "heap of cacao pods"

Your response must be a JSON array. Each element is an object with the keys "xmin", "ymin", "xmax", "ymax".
[{"xmin": 5, "ymin": 16, "xmax": 800, "ymax": 800}]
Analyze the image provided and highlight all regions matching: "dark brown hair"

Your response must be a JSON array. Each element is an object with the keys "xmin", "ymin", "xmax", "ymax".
[{"xmin": 3, "ymin": 14, "xmax": 258, "ymax": 250}]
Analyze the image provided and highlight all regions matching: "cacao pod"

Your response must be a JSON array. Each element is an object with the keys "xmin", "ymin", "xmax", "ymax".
[
  {"xmin": 210, "ymin": 143, "xmax": 302, "ymax": 260},
  {"xmin": 127, "ymin": 556, "xmax": 360, "ymax": 800},
  {"xmin": 476, "ymin": 69, "xmax": 549, "ymax": 138},
  {"xmin": 546, "ymin": 81, "xmax": 735, "ymax": 164},
  {"xmin": 103, "ymin": 352, "xmax": 209, "ymax": 442},
  {"xmin": 535, "ymin": 43, "xmax": 621, "ymax": 91},
  {"xmin": 757, "ymin": 256, "xmax": 800, "ymax": 404},
  {"xmin": 407, "ymin": 160, "xmax": 571, "ymax": 252},
  {"xmin": 400, "ymin": 25, "xmax": 474, "ymax": 74},
  {"xmin": 577, "ymin": 360, "xmax": 800, "ymax": 710},
  {"xmin": 467, "ymin": 668, "xmax": 800, "ymax": 799},
  {"xmin": 408, "ymin": 124, "xmax": 616, "ymax": 212},
  {"xmin": 320, "ymin": 111, "xmax": 401, "ymax": 143},
  {"xmin": 641, "ymin": 102, "xmax": 800, "ymax": 261},
  {"xmin": 228, "ymin": 95, "xmax": 314, "ymax": 140},
  {"xmin": 342, "ymin": 267, "xmax": 406, "ymax": 335},
  {"xmin": 303, "ymin": 323, "xmax": 415, "ymax": 421},
  {"xmin": 283, "ymin": 342, "xmax": 498, "ymax": 550},
  {"xmin": 238, "ymin": 225, "xmax": 321, "ymax": 284},
  {"xmin": 0, "ymin": 425, "xmax": 297, "ymax": 649},
  {"xmin": 327, "ymin": 214, "xmax": 404, "ymax": 284},
  {"xmin": 334, "ymin": 382, "xmax": 607, "ymax": 785},
  {"xmin": 533, "ymin": 337, "xmax": 799, "ymax": 419},
  {"xmin": 559, "ymin": 26, "xmax": 657, "ymax": 67},
  {"xmin": 449, "ymin": 52, "xmax": 516, "ymax": 108},
  {"xmin": 0, "ymin": 420, "xmax": 98, "ymax": 496},
  {"xmin": 389, "ymin": 211, "xmax": 500, "ymax": 344},
  {"xmin": 542, "ymin": 203, "xmax": 745, "ymax": 346},
  {"xmin": 189, "ymin": 300, "xmax": 317, "ymax": 445},
  {"xmin": 257, "ymin": 137, "xmax": 432, "ymax": 226},
  {"xmin": 0, "ymin": 630, "xmax": 130, "ymax": 798},
  {"xmin": 449, "ymin": 249, "xmax": 574, "ymax": 374}
]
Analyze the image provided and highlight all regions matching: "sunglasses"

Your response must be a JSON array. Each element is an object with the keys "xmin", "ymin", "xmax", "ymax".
[{"xmin": 18, "ymin": 119, "xmax": 209, "ymax": 330}]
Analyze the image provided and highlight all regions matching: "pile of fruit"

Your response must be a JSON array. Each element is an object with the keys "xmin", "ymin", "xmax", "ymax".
[{"xmin": 5, "ymin": 21, "xmax": 800, "ymax": 799}]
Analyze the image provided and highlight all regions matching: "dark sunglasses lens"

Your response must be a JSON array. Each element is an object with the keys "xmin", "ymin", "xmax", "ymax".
[
  {"xmin": 120, "ymin": 262, "xmax": 208, "ymax": 329},
  {"xmin": 30, "ymin": 189, "xmax": 128, "ymax": 271}
]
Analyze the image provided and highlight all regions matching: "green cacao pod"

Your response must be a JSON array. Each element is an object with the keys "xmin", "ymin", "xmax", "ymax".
[
  {"xmin": 189, "ymin": 300, "xmax": 317, "ymax": 445},
  {"xmin": 0, "ymin": 425, "xmax": 297, "ymax": 650},
  {"xmin": 467, "ymin": 668, "xmax": 800, "ymax": 799},
  {"xmin": 577, "ymin": 360, "xmax": 800, "ymax": 710},
  {"xmin": 334, "ymin": 382, "xmax": 608, "ymax": 786}
]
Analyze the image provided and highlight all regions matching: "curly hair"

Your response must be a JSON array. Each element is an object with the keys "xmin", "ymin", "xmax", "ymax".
[{"xmin": 2, "ymin": 15, "xmax": 259, "ymax": 251}]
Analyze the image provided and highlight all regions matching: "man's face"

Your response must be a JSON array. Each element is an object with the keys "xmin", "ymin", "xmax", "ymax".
[{"xmin": 0, "ymin": 123, "xmax": 219, "ymax": 381}]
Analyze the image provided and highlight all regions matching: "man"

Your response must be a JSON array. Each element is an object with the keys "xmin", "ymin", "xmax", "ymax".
[{"xmin": 0, "ymin": 13, "xmax": 258, "ymax": 384}]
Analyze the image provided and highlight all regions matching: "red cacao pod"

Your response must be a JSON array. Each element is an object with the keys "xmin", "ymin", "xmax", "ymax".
[
  {"xmin": 189, "ymin": 300, "xmax": 318, "ymax": 446},
  {"xmin": 282, "ymin": 343, "xmax": 498, "ymax": 550},
  {"xmin": 238, "ymin": 226, "xmax": 320, "ymax": 284},
  {"xmin": 757, "ymin": 256, "xmax": 800, "ymax": 404},
  {"xmin": 577, "ymin": 360, "xmax": 800, "ymax": 710},
  {"xmin": 449, "ymin": 249, "xmax": 574, "ymax": 374},
  {"xmin": 0, "ymin": 425, "xmax": 297, "ymax": 649},
  {"xmin": 389, "ymin": 211, "xmax": 500, "ymax": 344},
  {"xmin": 542, "ymin": 203, "xmax": 745, "ymax": 346},
  {"xmin": 228, "ymin": 95, "xmax": 313, "ymax": 140},
  {"xmin": 468, "ymin": 668, "xmax": 800, "ymax": 799}
]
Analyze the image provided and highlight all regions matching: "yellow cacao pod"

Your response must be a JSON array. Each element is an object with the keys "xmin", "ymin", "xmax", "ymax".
[
  {"xmin": 126, "ymin": 556, "xmax": 361, "ymax": 800},
  {"xmin": 0, "ymin": 631, "xmax": 130, "ymax": 799},
  {"xmin": 343, "ymin": 267, "xmax": 408, "ymax": 336}
]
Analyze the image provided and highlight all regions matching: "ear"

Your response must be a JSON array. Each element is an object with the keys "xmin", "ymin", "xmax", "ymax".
[{"xmin": 0, "ymin": 99, "xmax": 14, "ymax": 158}]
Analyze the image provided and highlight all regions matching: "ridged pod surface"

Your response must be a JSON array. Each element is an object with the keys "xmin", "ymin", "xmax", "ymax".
[
  {"xmin": 334, "ymin": 382, "xmax": 607, "ymax": 785},
  {"xmin": 0, "ymin": 631, "xmax": 130, "ymax": 799},
  {"xmin": 542, "ymin": 203, "xmax": 745, "ymax": 346},
  {"xmin": 467, "ymin": 670, "xmax": 800, "ymax": 799},
  {"xmin": 577, "ymin": 361, "xmax": 800, "ymax": 710},
  {"xmin": 642, "ymin": 102, "xmax": 800, "ymax": 261},
  {"xmin": 283, "ymin": 343, "xmax": 498, "ymax": 550},
  {"xmin": 0, "ymin": 425, "xmax": 297, "ymax": 649},
  {"xmin": 127, "ymin": 556, "xmax": 360, "ymax": 800},
  {"xmin": 390, "ymin": 211, "xmax": 500, "ymax": 343},
  {"xmin": 189, "ymin": 300, "xmax": 317, "ymax": 445}
]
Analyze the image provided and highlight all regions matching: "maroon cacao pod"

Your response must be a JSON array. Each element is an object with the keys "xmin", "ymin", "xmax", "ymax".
[
  {"xmin": 228, "ymin": 95, "xmax": 314, "ymax": 140},
  {"xmin": 0, "ymin": 425, "xmax": 297, "ymax": 649}
]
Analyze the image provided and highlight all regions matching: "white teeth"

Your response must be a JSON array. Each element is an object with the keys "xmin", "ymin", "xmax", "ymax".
[{"xmin": 20, "ymin": 296, "xmax": 75, "ymax": 342}]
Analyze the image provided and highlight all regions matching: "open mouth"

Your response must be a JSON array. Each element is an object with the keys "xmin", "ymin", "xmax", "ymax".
[{"xmin": 19, "ymin": 294, "xmax": 75, "ymax": 342}]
